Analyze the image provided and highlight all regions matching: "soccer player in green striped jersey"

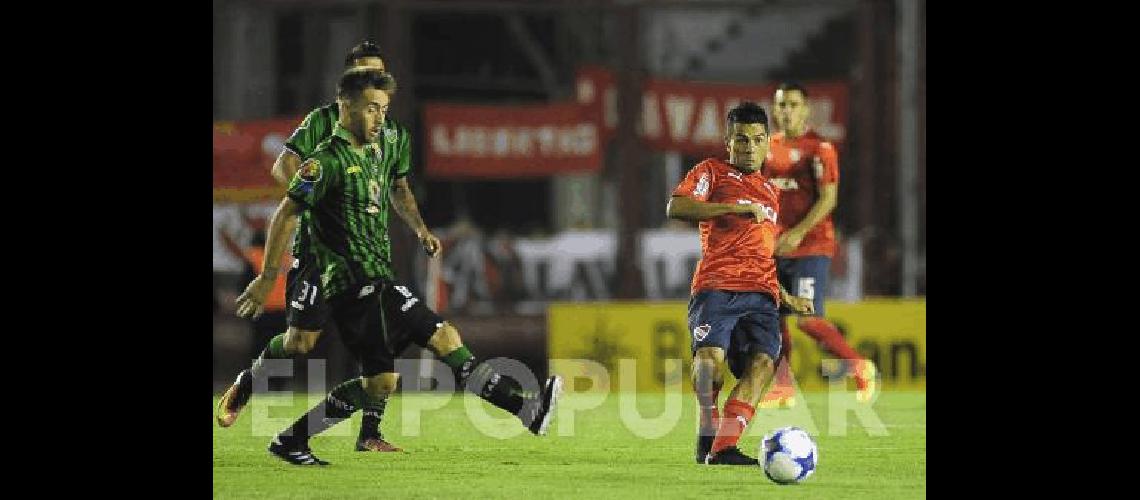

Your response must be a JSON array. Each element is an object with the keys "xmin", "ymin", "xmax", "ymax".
[
  {"xmin": 216, "ymin": 42, "xmax": 405, "ymax": 452},
  {"xmin": 235, "ymin": 68, "xmax": 562, "ymax": 466}
]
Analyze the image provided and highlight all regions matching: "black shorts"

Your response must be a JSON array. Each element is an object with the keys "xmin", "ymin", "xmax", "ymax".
[
  {"xmin": 328, "ymin": 278, "xmax": 445, "ymax": 377},
  {"xmin": 285, "ymin": 254, "xmax": 331, "ymax": 331}
]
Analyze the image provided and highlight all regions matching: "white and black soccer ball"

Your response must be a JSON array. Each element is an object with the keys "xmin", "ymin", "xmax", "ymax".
[{"xmin": 760, "ymin": 427, "xmax": 819, "ymax": 484}]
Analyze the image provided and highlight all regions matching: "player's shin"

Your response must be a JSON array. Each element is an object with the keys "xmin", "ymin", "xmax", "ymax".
[
  {"xmin": 441, "ymin": 346, "xmax": 525, "ymax": 415},
  {"xmin": 358, "ymin": 399, "xmax": 389, "ymax": 439},
  {"xmin": 250, "ymin": 334, "xmax": 289, "ymax": 380},
  {"xmin": 693, "ymin": 358, "xmax": 722, "ymax": 462},
  {"xmin": 693, "ymin": 361, "xmax": 721, "ymax": 440},
  {"xmin": 279, "ymin": 378, "xmax": 371, "ymax": 445},
  {"xmin": 775, "ymin": 319, "xmax": 794, "ymax": 386},
  {"xmin": 798, "ymin": 316, "xmax": 862, "ymax": 362}
]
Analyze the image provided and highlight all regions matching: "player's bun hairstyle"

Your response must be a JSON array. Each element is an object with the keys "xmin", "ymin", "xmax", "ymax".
[
  {"xmin": 337, "ymin": 68, "xmax": 397, "ymax": 99},
  {"xmin": 726, "ymin": 101, "xmax": 769, "ymax": 130},
  {"xmin": 345, "ymin": 41, "xmax": 384, "ymax": 67},
  {"xmin": 776, "ymin": 81, "xmax": 808, "ymax": 98}
]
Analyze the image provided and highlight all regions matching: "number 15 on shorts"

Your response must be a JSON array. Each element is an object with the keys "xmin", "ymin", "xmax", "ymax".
[{"xmin": 797, "ymin": 277, "xmax": 815, "ymax": 300}]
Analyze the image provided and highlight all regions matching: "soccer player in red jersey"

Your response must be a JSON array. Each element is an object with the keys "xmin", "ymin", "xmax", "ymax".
[
  {"xmin": 668, "ymin": 102, "xmax": 813, "ymax": 465},
  {"xmin": 760, "ymin": 82, "xmax": 875, "ymax": 409}
]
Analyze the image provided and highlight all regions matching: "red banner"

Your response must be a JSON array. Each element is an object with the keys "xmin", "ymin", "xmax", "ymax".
[
  {"xmin": 574, "ymin": 64, "xmax": 616, "ymax": 141},
  {"xmin": 213, "ymin": 117, "xmax": 301, "ymax": 201},
  {"xmin": 574, "ymin": 67, "xmax": 848, "ymax": 155},
  {"xmin": 642, "ymin": 78, "xmax": 848, "ymax": 154},
  {"xmin": 424, "ymin": 102, "xmax": 603, "ymax": 179}
]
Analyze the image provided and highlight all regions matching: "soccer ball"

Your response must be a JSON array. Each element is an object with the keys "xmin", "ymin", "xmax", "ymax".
[{"xmin": 760, "ymin": 427, "xmax": 818, "ymax": 484}]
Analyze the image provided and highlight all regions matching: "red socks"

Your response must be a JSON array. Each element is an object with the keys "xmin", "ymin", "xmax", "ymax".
[
  {"xmin": 799, "ymin": 316, "xmax": 863, "ymax": 361},
  {"xmin": 711, "ymin": 398, "xmax": 755, "ymax": 454}
]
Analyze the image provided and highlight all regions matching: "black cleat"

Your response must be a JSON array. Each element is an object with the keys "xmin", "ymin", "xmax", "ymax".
[
  {"xmin": 523, "ymin": 376, "xmax": 563, "ymax": 436},
  {"xmin": 704, "ymin": 446, "xmax": 759, "ymax": 466},
  {"xmin": 695, "ymin": 435, "xmax": 714, "ymax": 464},
  {"xmin": 268, "ymin": 436, "xmax": 330, "ymax": 466},
  {"xmin": 216, "ymin": 369, "xmax": 253, "ymax": 428}
]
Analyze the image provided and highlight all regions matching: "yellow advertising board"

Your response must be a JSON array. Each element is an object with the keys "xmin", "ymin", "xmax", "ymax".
[{"xmin": 548, "ymin": 299, "xmax": 925, "ymax": 391}]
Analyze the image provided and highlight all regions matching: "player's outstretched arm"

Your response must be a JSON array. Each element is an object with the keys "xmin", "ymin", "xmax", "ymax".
[
  {"xmin": 667, "ymin": 195, "xmax": 765, "ymax": 223},
  {"xmin": 390, "ymin": 177, "xmax": 441, "ymax": 257},
  {"xmin": 236, "ymin": 197, "xmax": 300, "ymax": 318}
]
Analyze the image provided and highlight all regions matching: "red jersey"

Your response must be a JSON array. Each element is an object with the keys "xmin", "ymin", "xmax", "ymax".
[
  {"xmin": 672, "ymin": 157, "xmax": 781, "ymax": 302},
  {"xmin": 763, "ymin": 130, "xmax": 839, "ymax": 258}
]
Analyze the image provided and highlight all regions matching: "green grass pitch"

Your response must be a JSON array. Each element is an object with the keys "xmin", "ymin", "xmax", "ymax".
[{"xmin": 214, "ymin": 391, "xmax": 925, "ymax": 499}]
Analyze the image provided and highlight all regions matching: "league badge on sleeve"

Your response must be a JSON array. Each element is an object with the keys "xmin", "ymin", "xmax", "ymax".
[{"xmin": 299, "ymin": 159, "xmax": 322, "ymax": 182}]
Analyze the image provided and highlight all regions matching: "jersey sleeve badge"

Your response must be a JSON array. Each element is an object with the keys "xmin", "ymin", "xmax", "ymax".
[{"xmin": 299, "ymin": 158, "xmax": 322, "ymax": 182}]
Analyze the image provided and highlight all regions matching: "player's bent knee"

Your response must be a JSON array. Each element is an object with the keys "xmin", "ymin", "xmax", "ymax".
[
  {"xmin": 363, "ymin": 373, "xmax": 400, "ymax": 398},
  {"xmin": 694, "ymin": 346, "xmax": 725, "ymax": 364},
  {"xmin": 747, "ymin": 353, "xmax": 775, "ymax": 374},
  {"xmin": 427, "ymin": 322, "xmax": 462, "ymax": 355},
  {"xmin": 692, "ymin": 363, "xmax": 724, "ymax": 391},
  {"xmin": 284, "ymin": 328, "xmax": 322, "ymax": 354},
  {"xmin": 692, "ymin": 347, "xmax": 726, "ymax": 385}
]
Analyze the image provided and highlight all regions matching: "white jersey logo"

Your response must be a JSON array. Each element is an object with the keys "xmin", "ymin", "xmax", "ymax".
[
  {"xmin": 762, "ymin": 182, "xmax": 777, "ymax": 196},
  {"xmin": 736, "ymin": 199, "xmax": 777, "ymax": 223},
  {"xmin": 727, "ymin": 171, "xmax": 742, "ymax": 181},
  {"xmin": 769, "ymin": 177, "xmax": 799, "ymax": 190},
  {"xmin": 401, "ymin": 297, "xmax": 420, "ymax": 312},
  {"xmin": 693, "ymin": 173, "xmax": 710, "ymax": 197}
]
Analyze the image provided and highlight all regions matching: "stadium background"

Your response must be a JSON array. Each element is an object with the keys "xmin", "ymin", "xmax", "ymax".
[{"xmin": 212, "ymin": 0, "xmax": 925, "ymax": 397}]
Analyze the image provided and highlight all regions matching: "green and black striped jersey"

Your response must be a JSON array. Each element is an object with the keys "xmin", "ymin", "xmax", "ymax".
[
  {"xmin": 286, "ymin": 121, "xmax": 412, "ymax": 299},
  {"xmin": 283, "ymin": 104, "xmax": 338, "ymax": 259}
]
